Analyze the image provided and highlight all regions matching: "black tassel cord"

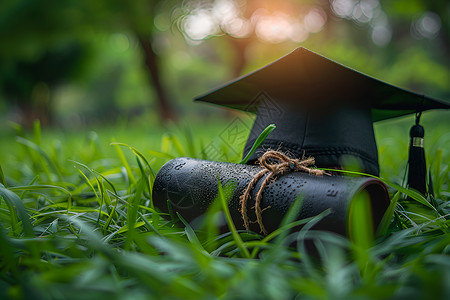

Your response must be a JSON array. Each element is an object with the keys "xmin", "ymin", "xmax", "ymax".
[{"xmin": 407, "ymin": 112, "xmax": 427, "ymax": 196}]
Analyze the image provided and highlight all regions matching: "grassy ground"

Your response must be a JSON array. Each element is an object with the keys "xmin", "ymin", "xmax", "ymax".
[{"xmin": 0, "ymin": 111, "xmax": 449, "ymax": 299}]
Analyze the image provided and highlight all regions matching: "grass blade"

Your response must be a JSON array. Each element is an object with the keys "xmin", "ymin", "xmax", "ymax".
[
  {"xmin": 217, "ymin": 180, "xmax": 250, "ymax": 258},
  {"xmin": 0, "ymin": 184, "xmax": 34, "ymax": 237},
  {"xmin": 240, "ymin": 124, "xmax": 276, "ymax": 164},
  {"xmin": 16, "ymin": 136, "xmax": 63, "ymax": 182},
  {"xmin": 112, "ymin": 140, "xmax": 136, "ymax": 185},
  {"xmin": 9, "ymin": 185, "xmax": 73, "ymax": 210},
  {"xmin": 124, "ymin": 178, "xmax": 145, "ymax": 249},
  {"xmin": 0, "ymin": 164, "xmax": 6, "ymax": 187},
  {"xmin": 177, "ymin": 213, "xmax": 207, "ymax": 253},
  {"xmin": 376, "ymin": 191, "xmax": 401, "ymax": 237}
]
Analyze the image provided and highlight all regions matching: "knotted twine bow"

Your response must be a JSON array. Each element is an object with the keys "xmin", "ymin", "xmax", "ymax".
[{"xmin": 239, "ymin": 150, "xmax": 328, "ymax": 235}]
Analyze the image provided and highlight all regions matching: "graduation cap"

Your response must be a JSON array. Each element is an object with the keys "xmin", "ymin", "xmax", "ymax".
[{"xmin": 195, "ymin": 47, "xmax": 450, "ymax": 196}]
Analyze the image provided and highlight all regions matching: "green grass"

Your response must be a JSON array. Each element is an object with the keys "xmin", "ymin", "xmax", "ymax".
[{"xmin": 0, "ymin": 112, "xmax": 449, "ymax": 300}]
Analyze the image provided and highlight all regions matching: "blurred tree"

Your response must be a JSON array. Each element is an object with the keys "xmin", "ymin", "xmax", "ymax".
[
  {"xmin": 0, "ymin": 0, "xmax": 181, "ymax": 127},
  {"xmin": 90, "ymin": 0, "xmax": 180, "ymax": 121},
  {"xmin": 0, "ymin": 42, "xmax": 87, "ymax": 127},
  {"xmin": 0, "ymin": 0, "xmax": 91, "ymax": 127}
]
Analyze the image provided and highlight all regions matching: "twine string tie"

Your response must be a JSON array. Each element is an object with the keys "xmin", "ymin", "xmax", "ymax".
[{"xmin": 239, "ymin": 150, "xmax": 327, "ymax": 235}]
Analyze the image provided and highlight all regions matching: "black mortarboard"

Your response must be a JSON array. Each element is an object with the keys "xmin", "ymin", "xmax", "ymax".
[{"xmin": 195, "ymin": 47, "xmax": 449, "ymax": 193}]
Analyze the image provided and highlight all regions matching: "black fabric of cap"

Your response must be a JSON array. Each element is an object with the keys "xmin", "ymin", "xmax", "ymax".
[{"xmin": 246, "ymin": 104, "xmax": 379, "ymax": 175}]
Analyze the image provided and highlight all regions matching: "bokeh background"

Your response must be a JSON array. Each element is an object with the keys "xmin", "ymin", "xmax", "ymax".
[{"xmin": 0, "ymin": 0, "xmax": 449, "ymax": 178}]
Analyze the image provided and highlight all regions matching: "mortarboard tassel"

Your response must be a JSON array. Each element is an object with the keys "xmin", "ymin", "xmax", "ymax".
[{"xmin": 407, "ymin": 112, "xmax": 427, "ymax": 196}]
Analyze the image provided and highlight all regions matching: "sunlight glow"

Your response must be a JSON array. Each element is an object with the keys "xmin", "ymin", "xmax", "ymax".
[
  {"xmin": 303, "ymin": 8, "xmax": 327, "ymax": 33},
  {"xmin": 290, "ymin": 23, "xmax": 309, "ymax": 43},
  {"xmin": 331, "ymin": 0, "xmax": 355, "ymax": 18},
  {"xmin": 224, "ymin": 18, "xmax": 252, "ymax": 38},
  {"xmin": 411, "ymin": 12, "xmax": 441, "ymax": 40},
  {"xmin": 370, "ymin": 11, "xmax": 391, "ymax": 47},
  {"xmin": 331, "ymin": 0, "xmax": 393, "ymax": 46},
  {"xmin": 182, "ymin": 0, "xmax": 328, "ymax": 44},
  {"xmin": 183, "ymin": 10, "xmax": 218, "ymax": 40},
  {"xmin": 332, "ymin": 0, "xmax": 381, "ymax": 24},
  {"xmin": 371, "ymin": 25, "xmax": 391, "ymax": 47},
  {"xmin": 255, "ymin": 11, "xmax": 293, "ymax": 43},
  {"xmin": 213, "ymin": 0, "xmax": 239, "ymax": 24}
]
